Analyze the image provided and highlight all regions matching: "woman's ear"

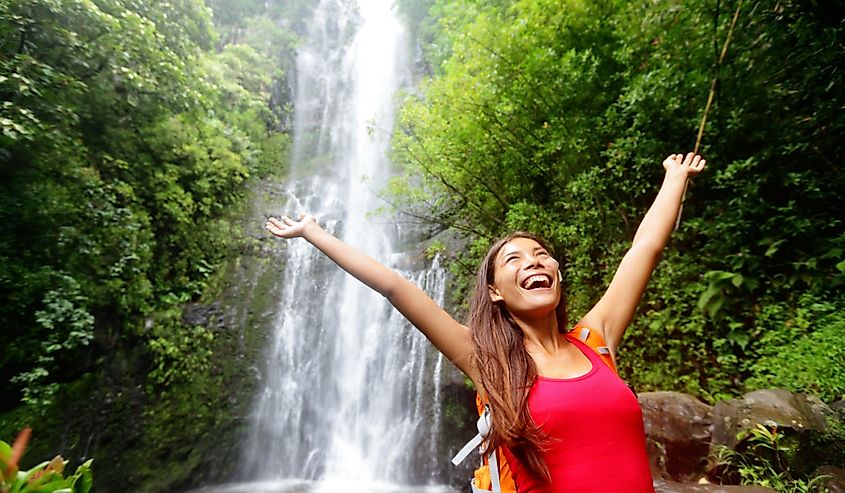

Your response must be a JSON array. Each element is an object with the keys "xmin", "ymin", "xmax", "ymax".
[{"xmin": 488, "ymin": 284, "xmax": 503, "ymax": 303}]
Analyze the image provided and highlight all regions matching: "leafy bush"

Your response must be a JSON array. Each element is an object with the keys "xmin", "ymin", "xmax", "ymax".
[
  {"xmin": 0, "ymin": 0, "xmax": 292, "ymax": 408},
  {"xmin": 712, "ymin": 423, "xmax": 838, "ymax": 492},
  {"xmin": 747, "ymin": 296, "xmax": 845, "ymax": 402},
  {"xmin": 145, "ymin": 310, "xmax": 214, "ymax": 388},
  {"xmin": 1, "ymin": 429, "xmax": 93, "ymax": 493}
]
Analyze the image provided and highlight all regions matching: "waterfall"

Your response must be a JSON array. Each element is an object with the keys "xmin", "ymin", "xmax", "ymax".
[{"xmin": 231, "ymin": 0, "xmax": 457, "ymax": 491}]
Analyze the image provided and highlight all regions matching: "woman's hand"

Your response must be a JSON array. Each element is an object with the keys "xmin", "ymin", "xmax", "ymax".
[
  {"xmin": 663, "ymin": 152, "xmax": 706, "ymax": 180},
  {"xmin": 265, "ymin": 213, "xmax": 319, "ymax": 239},
  {"xmin": 263, "ymin": 210, "xmax": 475, "ymax": 379},
  {"xmin": 581, "ymin": 151, "xmax": 707, "ymax": 352}
]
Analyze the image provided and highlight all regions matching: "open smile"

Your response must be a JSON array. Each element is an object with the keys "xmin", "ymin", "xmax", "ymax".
[{"xmin": 520, "ymin": 273, "xmax": 553, "ymax": 290}]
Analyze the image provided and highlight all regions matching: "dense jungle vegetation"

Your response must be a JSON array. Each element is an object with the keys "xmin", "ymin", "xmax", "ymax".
[
  {"xmin": 0, "ymin": 0, "xmax": 307, "ymax": 409},
  {"xmin": 392, "ymin": 0, "xmax": 845, "ymax": 401},
  {"xmin": 1, "ymin": 0, "xmax": 843, "ymax": 491},
  {"xmin": 0, "ymin": 0, "xmax": 311, "ymax": 490}
]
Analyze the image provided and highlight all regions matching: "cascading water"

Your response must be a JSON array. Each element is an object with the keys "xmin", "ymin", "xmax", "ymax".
[{"xmin": 222, "ymin": 0, "xmax": 457, "ymax": 491}]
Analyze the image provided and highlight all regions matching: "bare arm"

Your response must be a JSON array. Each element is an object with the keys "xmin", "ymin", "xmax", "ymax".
[
  {"xmin": 580, "ymin": 153, "xmax": 706, "ymax": 352},
  {"xmin": 266, "ymin": 214, "xmax": 477, "ymax": 380}
]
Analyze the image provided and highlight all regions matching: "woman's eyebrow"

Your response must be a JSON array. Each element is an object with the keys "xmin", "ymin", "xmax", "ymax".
[{"xmin": 499, "ymin": 250, "xmax": 522, "ymax": 261}]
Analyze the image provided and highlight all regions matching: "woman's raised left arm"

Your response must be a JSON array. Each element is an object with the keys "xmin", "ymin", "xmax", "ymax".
[{"xmin": 579, "ymin": 152, "xmax": 706, "ymax": 353}]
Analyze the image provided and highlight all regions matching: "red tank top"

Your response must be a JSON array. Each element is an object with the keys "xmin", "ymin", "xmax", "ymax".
[{"xmin": 502, "ymin": 336, "xmax": 654, "ymax": 492}]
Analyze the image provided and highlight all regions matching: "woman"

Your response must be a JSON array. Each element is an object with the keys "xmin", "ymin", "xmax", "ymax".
[{"xmin": 266, "ymin": 152, "xmax": 706, "ymax": 492}]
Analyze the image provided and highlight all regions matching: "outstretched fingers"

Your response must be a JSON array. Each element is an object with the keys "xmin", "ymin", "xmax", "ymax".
[
  {"xmin": 686, "ymin": 153, "xmax": 706, "ymax": 175},
  {"xmin": 265, "ymin": 216, "xmax": 288, "ymax": 237},
  {"xmin": 664, "ymin": 152, "xmax": 707, "ymax": 177},
  {"xmin": 663, "ymin": 153, "xmax": 683, "ymax": 168},
  {"xmin": 265, "ymin": 213, "xmax": 317, "ymax": 239}
]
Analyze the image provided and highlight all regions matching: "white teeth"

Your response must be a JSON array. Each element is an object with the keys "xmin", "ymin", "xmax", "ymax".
[{"xmin": 522, "ymin": 274, "xmax": 551, "ymax": 289}]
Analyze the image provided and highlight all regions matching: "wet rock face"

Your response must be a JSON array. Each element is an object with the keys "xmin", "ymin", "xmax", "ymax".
[
  {"xmin": 639, "ymin": 392, "xmax": 714, "ymax": 482},
  {"xmin": 654, "ymin": 479, "xmax": 776, "ymax": 492},
  {"xmin": 831, "ymin": 400, "xmax": 845, "ymax": 421},
  {"xmin": 711, "ymin": 389, "xmax": 833, "ymax": 450},
  {"xmin": 818, "ymin": 466, "xmax": 845, "ymax": 493},
  {"xmin": 182, "ymin": 301, "xmax": 225, "ymax": 328}
]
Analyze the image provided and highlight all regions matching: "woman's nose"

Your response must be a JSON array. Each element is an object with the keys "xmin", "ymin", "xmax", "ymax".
[{"xmin": 524, "ymin": 254, "xmax": 543, "ymax": 267}]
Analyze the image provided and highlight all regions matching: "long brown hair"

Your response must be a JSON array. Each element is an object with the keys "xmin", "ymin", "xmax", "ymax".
[{"xmin": 468, "ymin": 232, "xmax": 568, "ymax": 483}]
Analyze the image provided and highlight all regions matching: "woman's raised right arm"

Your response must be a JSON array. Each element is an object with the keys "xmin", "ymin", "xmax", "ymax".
[{"xmin": 266, "ymin": 214, "xmax": 477, "ymax": 380}]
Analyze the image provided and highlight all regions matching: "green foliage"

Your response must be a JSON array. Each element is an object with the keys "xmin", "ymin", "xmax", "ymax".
[
  {"xmin": 1, "ymin": 435, "xmax": 93, "ymax": 493},
  {"xmin": 145, "ymin": 310, "xmax": 214, "ymax": 388},
  {"xmin": 200, "ymin": 44, "xmax": 291, "ymax": 177},
  {"xmin": 713, "ymin": 424, "xmax": 837, "ymax": 492},
  {"xmin": 392, "ymin": 0, "xmax": 845, "ymax": 398},
  {"xmin": 0, "ymin": 0, "xmax": 299, "ymax": 491},
  {"xmin": 746, "ymin": 297, "xmax": 845, "ymax": 402},
  {"xmin": 10, "ymin": 275, "xmax": 94, "ymax": 412},
  {"xmin": 0, "ymin": 0, "xmax": 293, "ymax": 410},
  {"xmin": 206, "ymin": 0, "xmax": 314, "ymax": 43},
  {"xmin": 204, "ymin": 0, "xmax": 314, "ymax": 104}
]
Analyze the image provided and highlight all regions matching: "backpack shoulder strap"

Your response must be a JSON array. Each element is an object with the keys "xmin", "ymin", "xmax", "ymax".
[
  {"xmin": 569, "ymin": 324, "xmax": 618, "ymax": 374},
  {"xmin": 451, "ymin": 403, "xmax": 503, "ymax": 493}
]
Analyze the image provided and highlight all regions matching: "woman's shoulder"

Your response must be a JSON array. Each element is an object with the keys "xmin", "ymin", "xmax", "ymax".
[{"xmin": 568, "ymin": 322, "xmax": 617, "ymax": 374}]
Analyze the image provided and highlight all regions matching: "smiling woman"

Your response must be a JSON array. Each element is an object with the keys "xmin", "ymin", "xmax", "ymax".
[
  {"xmin": 488, "ymin": 236, "xmax": 561, "ymax": 315},
  {"xmin": 265, "ymin": 151, "xmax": 706, "ymax": 493}
]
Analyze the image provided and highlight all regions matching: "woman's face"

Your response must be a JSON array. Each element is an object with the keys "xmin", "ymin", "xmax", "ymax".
[{"xmin": 489, "ymin": 237, "xmax": 561, "ymax": 317}]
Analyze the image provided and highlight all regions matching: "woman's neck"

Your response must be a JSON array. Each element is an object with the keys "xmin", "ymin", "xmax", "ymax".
[{"xmin": 513, "ymin": 311, "xmax": 563, "ymax": 356}]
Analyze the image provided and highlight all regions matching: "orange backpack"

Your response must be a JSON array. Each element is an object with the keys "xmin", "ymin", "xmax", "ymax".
[{"xmin": 451, "ymin": 325, "xmax": 617, "ymax": 493}]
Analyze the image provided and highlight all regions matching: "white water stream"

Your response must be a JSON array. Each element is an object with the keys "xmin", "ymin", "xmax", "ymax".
[{"xmin": 224, "ymin": 0, "xmax": 456, "ymax": 491}]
